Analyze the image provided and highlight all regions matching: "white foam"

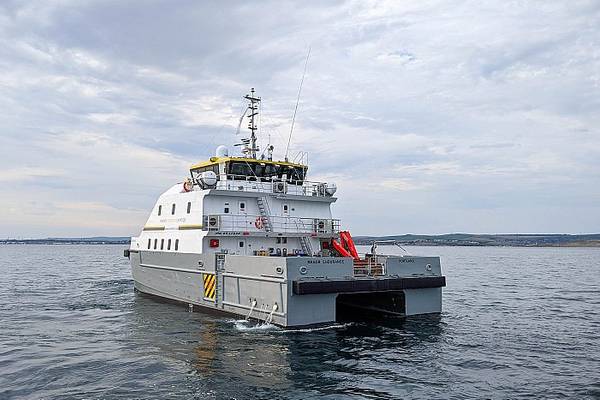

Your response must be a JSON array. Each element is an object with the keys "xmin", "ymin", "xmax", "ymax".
[
  {"xmin": 280, "ymin": 323, "xmax": 353, "ymax": 333},
  {"xmin": 232, "ymin": 319, "xmax": 279, "ymax": 332},
  {"xmin": 227, "ymin": 318, "xmax": 352, "ymax": 333}
]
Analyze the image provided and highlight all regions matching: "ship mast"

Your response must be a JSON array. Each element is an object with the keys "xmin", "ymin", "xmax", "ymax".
[{"xmin": 243, "ymin": 88, "xmax": 261, "ymax": 159}]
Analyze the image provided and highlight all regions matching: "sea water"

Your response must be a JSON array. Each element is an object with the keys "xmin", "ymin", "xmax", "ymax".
[{"xmin": 0, "ymin": 244, "xmax": 599, "ymax": 399}]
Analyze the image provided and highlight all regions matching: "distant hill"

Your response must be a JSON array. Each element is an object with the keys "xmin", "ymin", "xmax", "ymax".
[
  {"xmin": 2, "ymin": 234, "xmax": 600, "ymax": 247},
  {"xmin": 353, "ymin": 233, "xmax": 600, "ymax": 247},
  {"xmin": 0, "ymin": 237, "xmax": 130, "ymax": 245}
]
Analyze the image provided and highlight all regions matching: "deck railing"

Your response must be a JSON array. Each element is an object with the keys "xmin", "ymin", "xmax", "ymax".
[
  {"xmin": 210, "ymin": 175, "xmax": 334, "ymax": 198},
  {"xmin": 204, "ymin": 214, "xmax": 340, "ymax": 235},
  {"xmin": 353, "ymin": 257, "xmax": 386, "ymax": 277}
]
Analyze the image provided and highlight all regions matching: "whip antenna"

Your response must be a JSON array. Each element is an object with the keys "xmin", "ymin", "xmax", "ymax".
[{"xmin": 285, "ymin": 46, "xmax": 311, "ymax": 161}]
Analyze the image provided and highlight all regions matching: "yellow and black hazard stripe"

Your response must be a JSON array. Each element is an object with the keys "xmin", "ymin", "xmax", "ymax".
[{"xmin": 203, "ymin": 273, "xmax": 216, "ymax": 301}]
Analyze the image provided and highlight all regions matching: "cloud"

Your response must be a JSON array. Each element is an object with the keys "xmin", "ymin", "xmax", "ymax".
[{"xmin": 0, "ymin": 0, "xmax": 599, "ymax": 236}]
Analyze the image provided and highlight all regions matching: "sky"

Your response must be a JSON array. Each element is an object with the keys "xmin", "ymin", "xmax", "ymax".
[{"xmin": 1, "ymin": 0, "xmax": 599, "ymax": 238}]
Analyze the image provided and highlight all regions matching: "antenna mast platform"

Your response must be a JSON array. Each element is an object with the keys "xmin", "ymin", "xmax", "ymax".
[{"xmin": 243, "ymin": 88, "xmax": 261, "ymax": 159}]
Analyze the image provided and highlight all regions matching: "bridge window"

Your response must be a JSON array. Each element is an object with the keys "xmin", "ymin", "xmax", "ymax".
[
  {"xmin": 161, "ymin": 239, "xmax": 164, "ymax": 250},
  {"xmin": 227, "ymin": 161, "xmax": 306, "ymax": 184},
  {"xmin": 168, "ymin": 239, "xmax": 171, "ymax": 250},
  {"xmin": 229, "ymin": 162, "xmax": 253, "ymax": 177},
  {"xmin": 154, "ymin": 239, "xmax": 157, "ymax": 250},
  {"xmin": 158, "ymin": 205, "xmax": 162, "ymax": 216},
  {"xmin": 175, "ymin": 239, "xmax": 179, "ymax": 251},
  {"xmin": 171, "ymin": 204, "xmax": 176, "ymax": 215},
  {"xmin": 187, "ymin": 202, "xmax": 191, "ymax": 214},
  {"xmin": 147, "ymin": 239, "xmax": 151, "ymax": 249}
]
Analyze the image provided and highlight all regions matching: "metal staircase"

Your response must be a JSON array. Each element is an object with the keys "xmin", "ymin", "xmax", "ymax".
[
  {"xmin": 299, "ymin": 236, "xmax": 313, "ymax": 256},
  {"xmin": 256, "ymin": 196, "xmax": 273, "ymax": 232}
]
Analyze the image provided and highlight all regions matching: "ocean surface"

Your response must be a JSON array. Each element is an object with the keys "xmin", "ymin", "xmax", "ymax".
[{"xmin": 0, "ymin": 244, "xmax": 599, "ymax": 399}]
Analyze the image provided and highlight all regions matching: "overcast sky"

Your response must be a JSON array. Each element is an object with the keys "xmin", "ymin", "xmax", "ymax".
[{"xmin": 1, "ymin": 0, "xmax": 599, "ymax": 238}]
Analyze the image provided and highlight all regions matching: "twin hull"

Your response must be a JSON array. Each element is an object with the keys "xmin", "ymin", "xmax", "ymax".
[{"xmin": 129, "ymin": 250, "xmax": 445, "ymax": 327}]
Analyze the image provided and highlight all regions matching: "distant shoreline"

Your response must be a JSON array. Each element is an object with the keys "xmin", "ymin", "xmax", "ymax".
[
  {"xmin": 0, "ymin": 238, "xmax": 130, "ymax": 245},
  {"xmin": 2, "ymin": 233, "xmax": 599, "ymax": 247},
  {"xmin": 354, "ymin": 233, "xmax": 600, "ymax": 248}
]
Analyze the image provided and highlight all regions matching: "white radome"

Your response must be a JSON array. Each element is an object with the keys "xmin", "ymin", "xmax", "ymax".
[
  {"xmin": 325, "ymin": 183, "xmax": 337, "ymax": 196},
  {"xmin": 215, "ymin": 145, "xmax": 229, "ymax": 157}
]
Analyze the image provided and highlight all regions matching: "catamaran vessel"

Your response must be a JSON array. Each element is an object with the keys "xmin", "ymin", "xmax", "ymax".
[{"xmin": 125, "ymin": 89, "xmax": 445, "ymax": 327}]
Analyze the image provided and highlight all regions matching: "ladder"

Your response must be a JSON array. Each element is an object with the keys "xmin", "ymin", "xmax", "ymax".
[
  {"xmin": 256, "ymin": 196, "xmax": 273, "ymax": 232},
  {"xmin": 291, "ymin": 218, "xmax": 313, "ymax": 256},
  {"xmin": 299, "ymin": 236, "xmax": 313, "ymax": 256},
  {"xmin": 215, "ymin": 253, "xmax": 226, "ymax": 308}
]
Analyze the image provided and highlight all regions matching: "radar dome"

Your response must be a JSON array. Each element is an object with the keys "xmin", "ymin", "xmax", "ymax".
[
  {"xmin": 215, "ymin": 145, "xmax": 229, "ymax": 157},
  {"xmin": 325, "ymin": 183, "xmax": 337, "ymax": 196}
]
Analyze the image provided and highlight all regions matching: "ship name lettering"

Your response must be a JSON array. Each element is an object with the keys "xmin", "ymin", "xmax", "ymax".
[{"xmin": 307, "ymin": 259, "xmax": 345, "ymax": 264}]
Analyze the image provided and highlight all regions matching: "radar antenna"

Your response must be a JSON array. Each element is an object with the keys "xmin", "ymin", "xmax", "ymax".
[{"xmin": 242, "ymin": 88, "xmax": 261, "ymax": 159}]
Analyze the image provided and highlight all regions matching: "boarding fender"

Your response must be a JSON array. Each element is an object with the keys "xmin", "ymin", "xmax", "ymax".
[{"xmin": 292, "ymin": 276, "xmax": 446, "ymax": 295}]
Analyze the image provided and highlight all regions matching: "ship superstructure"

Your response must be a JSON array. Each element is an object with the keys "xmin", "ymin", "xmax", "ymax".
[{"xmin": 126, "ymin": 89, "xmax": 445, "ymax": 327}]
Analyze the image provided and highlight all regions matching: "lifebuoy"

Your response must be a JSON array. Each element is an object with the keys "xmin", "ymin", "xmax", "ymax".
[
  {"xmin": 183, "ymin": 179, "xmax": 193, "ymax": 192},
  {"xmin": 254, "ymin": 217, "xmax": 264, "ymax": 229}
]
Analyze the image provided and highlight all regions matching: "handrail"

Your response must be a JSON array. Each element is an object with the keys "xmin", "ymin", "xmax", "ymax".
[
  {"xmin": 214, "ymin": 175, "xmax": 334, "ymax": 197},
  {"xmin": 204, "ymin": 214, "xmax": 340, "ymax": 234},
  {"xmin": 221, "ymin": 173, "xmax": 306, "ymax": 185}
]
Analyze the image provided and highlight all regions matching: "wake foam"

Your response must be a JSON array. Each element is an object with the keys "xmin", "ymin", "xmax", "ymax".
[
  {"xmin": 231, "ymin": 319, "xmax": 278, "ymax": 332},
  {"xmin": 281, "ymin": 323, "xmax": 352, "ymax": 333},
  {"xmin": 228, "ymin": 318, "xmax": 352, "ymax": 334}
]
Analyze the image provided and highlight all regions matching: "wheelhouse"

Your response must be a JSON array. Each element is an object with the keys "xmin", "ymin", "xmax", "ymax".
[{"xmin": 190, "ymin": 157, "xmax": 307, "ymax": 185}]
